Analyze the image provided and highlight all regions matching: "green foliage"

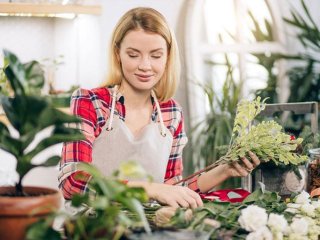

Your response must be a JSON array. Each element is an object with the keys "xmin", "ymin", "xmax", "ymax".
[
  {"xmin": 216, "ymin": 97, "xmax": 308, "ymax": 166},
  {"xmin": 1, "ymin": 51, "xmax": 45, "ymax": 96},
  {"xmin": 248, "ymin": 10, "xmax": 282, "ymax": 104},
  {"xmin": 0, "ymin": 50, "xmax": 85, "ymax": 196},
  {"xmin": 283, "ymin": 0, "xmax": 320, "ymax": 54},
  {"xmin": 165, "ymin": 188, "xmax": 289, "ymax": 239},
  {"xmin": 0, "ymin": 56, "xmax": 10, "ymax": 96},
  {"xmin": 298, "ymin": 126, "xmax": 320, "ymax": 155},
  {"xmin": 27, "ymin": 162, "xmax": 151, "ymax": 240},
  {"xmin": 281, "ymin": 0, "xmax": 320, "ymax": 129},
  {"xmin": 192, "ymin": 53, "xmax": 241, "ymax": 169}
]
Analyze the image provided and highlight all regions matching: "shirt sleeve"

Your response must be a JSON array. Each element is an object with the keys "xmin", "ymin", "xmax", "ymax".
[
  {"xmin": 58, "ymin": 88, "xmax": 102, "ymax": 199},
  {"xmin": 163, "ymin": 100, "xmax": 200, "ymax": 192}
]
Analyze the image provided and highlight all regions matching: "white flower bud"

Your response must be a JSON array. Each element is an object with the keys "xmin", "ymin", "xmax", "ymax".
[
  {"xmin": 267, "ymin": 213, "xmax": 288, "ymax": 232},
  {"xmin": 290, "ymin": 218, "xmax": 309, "ymax": 236},
  {"xmin": 246, "ymin": 226, "xmax": 273, "ymax": 240},
  {"xmin": 300, "ymin": 203, "xmax": 315, "ymax": 217},
  {"xmin": 295, "ymin": 191, "xmax": 310, "ymax": 204},
  {"xmin": 238, "ymin": 205, "xmax": 268, "ymax": 232},
  {"xmin": 311, "ymin": 200, "xmax": 320, "ymax": 209}
]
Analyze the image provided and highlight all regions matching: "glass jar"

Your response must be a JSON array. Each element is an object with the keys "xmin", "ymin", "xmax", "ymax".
[{"xmin": 307, "ymin": 148, "xmax": 320, "ymax": 193}]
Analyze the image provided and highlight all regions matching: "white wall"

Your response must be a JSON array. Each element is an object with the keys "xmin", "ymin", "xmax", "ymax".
[{"xmin": 0, "ymin": 0, "xmax": 184, "ymax": 187}]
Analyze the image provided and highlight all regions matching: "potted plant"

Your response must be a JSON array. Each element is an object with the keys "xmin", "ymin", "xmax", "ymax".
[{"xmin": 0, "ymin": 50, "xmax": 84, "ymax": 240}]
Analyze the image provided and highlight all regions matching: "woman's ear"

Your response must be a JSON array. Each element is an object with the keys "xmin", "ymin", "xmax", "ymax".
[{"xmin": 115, "ymin": 46, "xmax": 121, "ymax": 64}]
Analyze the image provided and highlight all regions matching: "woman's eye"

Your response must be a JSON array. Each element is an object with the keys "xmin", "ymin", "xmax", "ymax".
[
  {"xmin": 128, "ymin": 54, "xmax": 138, "ymax": 58},
  {"xmin": 151, "ymin": 55, "xmax": 161, "ymax": 59}
]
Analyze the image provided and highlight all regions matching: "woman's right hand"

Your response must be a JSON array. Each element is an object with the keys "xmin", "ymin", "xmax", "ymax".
[
  {"xmin": 129, "ymin": 181, "xmax": 203, "ymax": 209},
  {"xmin": 147, "ymin": 183, "xmax": 203, "ymax": 209}
]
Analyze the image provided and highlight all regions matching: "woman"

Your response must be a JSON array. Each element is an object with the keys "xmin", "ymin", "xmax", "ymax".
[{"xmin": 59, "ymin": 7, "xmax": 260, "ymax": 209}]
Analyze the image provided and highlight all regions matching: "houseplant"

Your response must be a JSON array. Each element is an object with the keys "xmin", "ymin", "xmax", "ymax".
[
  {"xmin": 0, "ymin": 49, "xmax": 84, "ymax": 240},
  {"xmin": 26, "ymin": 162, "xmax": 152, "ymax": 240}
]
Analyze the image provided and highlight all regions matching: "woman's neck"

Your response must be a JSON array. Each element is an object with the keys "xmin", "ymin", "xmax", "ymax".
[{"xmin": 118, "ymin": 83, "xmax": 152, "ymax": 109}]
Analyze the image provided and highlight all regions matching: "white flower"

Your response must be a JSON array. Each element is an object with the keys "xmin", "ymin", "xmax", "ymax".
[
  {"xmin": 285, "ymin": 208, "xmax": 299, "ymax": 214},
  {"xmin": 238, "ymin": 205, "xmax": 268, "ymax": 232},
  {"xmin": 290, "ymin": 218, "xmax": 309, "ymax": 236},
  {"xmin": 246, "ymin": 226, "xmax": 273, "ymax": 240},
  {"xmin": 273, "ymin": 231, "xmax": 284, "ymax": 240},
  {"xmin": 300, "ymin": 203, "xmax": 315, "ymax": 217},
  {"xmin": 295, "ymin": 191, "xmax": 310, "ymax": 204},
  {"xmin": 304, "ymin": 217, "xmax": 320, "ymax": 240},
  {"xmin": 288, "ymin": 233, "xmax": 309, "ymax": 240},
  {"xmin": 287, "ymin": 203, "xmax": 302, "ymax": 209},
  {"xmin": 311, "ymin": 200, "xmax": 320, "ymax": 209},
  {"xmin": 268, "ymin": 213, "xmax": 288, "ymax": 232}
]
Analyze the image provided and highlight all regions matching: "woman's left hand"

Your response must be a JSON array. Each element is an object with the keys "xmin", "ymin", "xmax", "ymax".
[{"xmin": 226, "ymin": 151, "xmax": 260, "ymax": 177}]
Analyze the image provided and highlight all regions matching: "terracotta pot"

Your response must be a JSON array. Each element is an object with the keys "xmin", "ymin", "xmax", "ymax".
[{"xmin": 0, "ymin": 186, "xmax": 61, "ymax": 240}]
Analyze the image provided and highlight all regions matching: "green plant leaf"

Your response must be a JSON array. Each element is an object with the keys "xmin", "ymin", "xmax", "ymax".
[
  {"xmin": 23, "ymin": 60, "xmax": 45, "ymax": 95},
  {"xmin": 25, "ymin": 130, "xmax": 84, "ymax": 161},
  {"xmin": 39, "ymin": 155, "xmax": 61, "ymax": 167},
  {"xmin": 26, "ymin": 218, "xmax": 61, "ymax": 240},
  {"xmin": 121, "ymin": 198, "xmax": 151, "ymax": 234},
  {"xmin": 3, "ymin": 50, "xmax": 26, "ymax": 96}
]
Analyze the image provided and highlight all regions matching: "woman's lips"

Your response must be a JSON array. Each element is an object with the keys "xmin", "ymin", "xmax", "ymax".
[{"xmin": 135, "ymin": 73, "xmax": 154, "ymax": 81}]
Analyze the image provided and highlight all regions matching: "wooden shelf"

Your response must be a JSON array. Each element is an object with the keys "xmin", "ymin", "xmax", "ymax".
[{"xmin": 0, "ymin": 2, "xmax": 102, "ymax": 16}]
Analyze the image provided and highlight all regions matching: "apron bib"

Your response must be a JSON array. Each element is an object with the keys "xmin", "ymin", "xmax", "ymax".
[{"xmin": 92, "ymin": 86, "xmax": 173, "ymax": 183}]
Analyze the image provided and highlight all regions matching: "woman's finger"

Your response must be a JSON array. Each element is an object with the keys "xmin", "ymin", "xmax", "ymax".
[
  {"xmin": 240, "ymin": 156, "xmax": 254, "ymax": 171},
  {"xmin": 177, "ymin": 197, "xmax": 190, "ymax": 208},
  {"xmin": 233, "ymin": 162, "xmax": 249, "ymax": 177},
  {"xmin": 183, "ymin": 195, "xmax": 198, "ymax": 209},
  {"xmin": 187, "ymin": 189, "xmax": 203, "ymax": 207},
  {"xmin": 248, "ymin": 151, "xmax": 260, "ymax": 167},
  {"xmin": 166, "ymin": 199, "xmax": 179, "ymax": 209}
]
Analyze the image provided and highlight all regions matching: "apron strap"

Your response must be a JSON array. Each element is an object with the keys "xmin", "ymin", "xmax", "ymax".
[
  {"xmin": 107, "ymin": 86, "xmax": 166, "ymax": 137},
  {"xmin": 151, "ymin": 90, "xmax": 167, "ymax": 137},
  {"xmin": 106, "ymin": 85, "xmax": 118, "ymax": 131}
]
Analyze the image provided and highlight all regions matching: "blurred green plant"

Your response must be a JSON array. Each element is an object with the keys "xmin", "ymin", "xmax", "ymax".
[
  {"xmin": 281, "ymin": 0, "xmax": 320, "ymax": 133},
  {"xmin": 248, "ymin": 10, "xmax": 283, "ymax": 104},
  {"xmin": 27, "ymin": 162, "xmax": 151, "ymax": 240},
  {"xmin": 0, "ymin": 53, "xmax": 45, "ymax": 96},
  {"xmin": 283, "ymin": 0, "xmax": 320, "ymax": 103},
  {"xmin": 191, "ymin": 53, "xmax": 241, "ymax": 170},
  {"xmin": 0, "ymin": 50, "xmax": 84, "ymax": 196}
]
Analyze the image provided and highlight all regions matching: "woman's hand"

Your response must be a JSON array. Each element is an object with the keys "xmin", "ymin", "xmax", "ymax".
[
  {"xmin": 130, "ymin": 182, "xmax": 203, "ymax": 209},
  {"xmin": 197, "ymin": 151, "xmax": 261, "ymax": 193},
  {"xmin": 150, "ymin": 184, "xmax": 203, "ymax": 209},
  {"xmin": 225, "ymin": 151, "xmax": 261, "ymax": 177}
]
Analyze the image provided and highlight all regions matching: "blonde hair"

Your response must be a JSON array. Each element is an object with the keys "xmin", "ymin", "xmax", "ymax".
[{"xmin": 105, "ymin": 7, "xmax": 180, "ymax": 102}]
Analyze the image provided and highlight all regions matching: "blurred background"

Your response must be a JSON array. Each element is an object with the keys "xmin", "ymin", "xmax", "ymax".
[{"xmin": 0, "ymin": 0, "xmax": 319, "ymax": 188}]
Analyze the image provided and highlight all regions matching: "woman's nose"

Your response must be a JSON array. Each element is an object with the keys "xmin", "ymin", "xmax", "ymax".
[{"xmin": 138, "ymin": 57, "xmax": 151, "ymax": 71}]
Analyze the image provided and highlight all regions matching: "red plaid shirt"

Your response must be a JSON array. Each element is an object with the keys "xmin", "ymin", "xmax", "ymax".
[{"xmin": 59, "ymin": 86, "xmax": 199, "ymax": 199}]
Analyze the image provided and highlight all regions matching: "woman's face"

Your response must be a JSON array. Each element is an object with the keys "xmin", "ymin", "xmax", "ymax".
[{"xmin": 118, "ymin": 29, "xmax": 168, "ymax": 93}]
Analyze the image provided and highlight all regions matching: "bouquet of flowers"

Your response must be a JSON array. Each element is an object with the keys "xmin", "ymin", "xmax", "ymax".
[
  {"xmin": 176, "ymin": 97, "xmax": 308, "ymax": 185},
  {"xmin": 239, "ymin": 190, "xmax": 320, "ymax": 240}
]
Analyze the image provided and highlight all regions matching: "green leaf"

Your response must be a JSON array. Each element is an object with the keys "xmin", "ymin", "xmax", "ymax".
[
  {"xmin": 121, "ymin": 198, "xmax": 151, "ymax": 234},
  {"xmin": 39, "ymin": 155, "xmax": 60, "ymax": 167},
  {"xmin": 25, "ymin": 130, "xmax": 84, "ymax": 161},
  {"xmin": 243, "ymin": 188, "xmax": 263, "ymax": 203},
  {"xmin": 3, "ymin": 50, "xmax": 26, "ymax": 96},
  {"xmin": 23, "ymin": 60, "xmax": 45, "ymax": 95},
  {"xmin": 71, "ymin": 194, "xmax": 89, "ymax": 207},
  {"xmin": 26, "ymin": 218, "xmax": 61, "ymax": 240},
  {"xmin": 1, "ymin": 96, "xmax": 25, "ymax": 133}
]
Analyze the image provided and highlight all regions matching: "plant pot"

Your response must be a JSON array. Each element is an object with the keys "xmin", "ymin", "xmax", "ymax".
[
  {"xmin": 252, "ymin": 163, "xmax": 307, "ymax": 197},
  {"xmin": 0, "ymin": 186, "xmax": 61, "ymax": 240}
]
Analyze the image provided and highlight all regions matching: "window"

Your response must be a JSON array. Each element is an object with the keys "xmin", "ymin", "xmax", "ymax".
[
  {"xmin": 202, "ymin": 0, "xmax": 285, "ymax": 98},
  {"xmin": 182, "ymin": 0, "xmax": 287, "ymax": 126}
]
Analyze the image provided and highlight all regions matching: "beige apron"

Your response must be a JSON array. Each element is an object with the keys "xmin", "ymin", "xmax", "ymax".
[{"xmin": 92, "ymin": 86, "xmax": 173, "ymax": 183}]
